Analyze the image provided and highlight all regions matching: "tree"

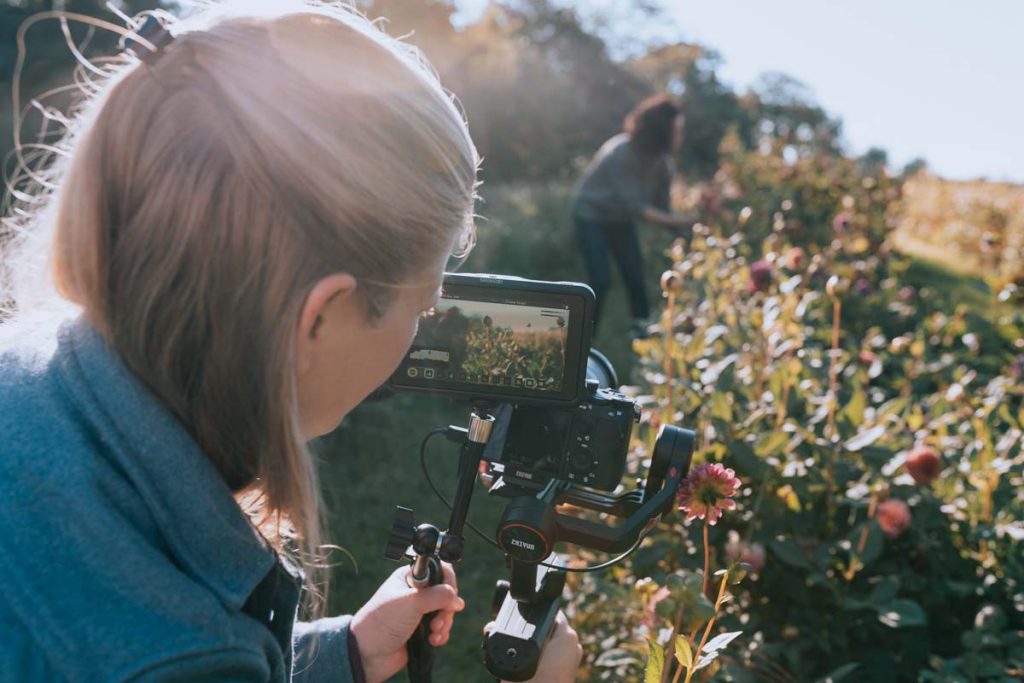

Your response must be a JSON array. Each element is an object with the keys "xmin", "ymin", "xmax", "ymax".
[
  {"xmin": 746, "ymin": 71, "xmax": 843, "ymax": 158},
  {"xmin": 902, "ymin": 157, "xmax": 928, "ymax": 177},
  {"xmin": 859, "ymin": 146, "xmax": 889, "ymax": 174}
]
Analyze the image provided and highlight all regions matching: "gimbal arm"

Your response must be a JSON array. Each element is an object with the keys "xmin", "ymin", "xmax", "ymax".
[{"xmin": 551, "ymin": 425, "xmax": 694, "ymax": 552}]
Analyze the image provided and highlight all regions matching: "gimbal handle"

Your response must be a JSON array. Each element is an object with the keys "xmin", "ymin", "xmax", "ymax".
[{"xmin": 386, "ymin": 406, "xmax": 495, "ymax": 683}]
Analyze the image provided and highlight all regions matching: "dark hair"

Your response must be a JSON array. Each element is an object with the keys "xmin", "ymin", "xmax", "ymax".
[{"xmin": 623, "ymin": 94, "xmax": 681, "ymax": 156}]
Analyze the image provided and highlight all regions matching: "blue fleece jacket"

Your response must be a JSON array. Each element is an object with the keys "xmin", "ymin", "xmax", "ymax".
[{"xmin": 0, "ymin": 317, "xmax": 358, "ymax": 682}]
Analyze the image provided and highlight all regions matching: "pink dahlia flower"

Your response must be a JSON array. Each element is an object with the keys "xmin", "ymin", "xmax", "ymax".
[
  {"xmin": 747, "ymin": 261, "xmax": 773, "ymax": 294},
  {"xmin": 833, "ymin": 211, "xmax": 853, "ymax": 233},
  {"xmin": 876, "ymin": 499, "xmax": 912, "ymax": 539},
  {"xmin": 678, "ymin": 463, "xmax": 741, "ymax": 525}
]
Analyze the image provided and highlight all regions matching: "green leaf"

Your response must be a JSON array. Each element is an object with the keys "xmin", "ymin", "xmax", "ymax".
[
  {"xmin": 674, "ymin": 636, "xmax": 693, "ymax": 670},
  {"xmin": 877, "ymin": 599, "xmax": 928, "ymax": 628},
  {"xmin": 655, "ymin": 597, "xmax": 678, "ymax": 621},
  {"xmin": 725, "ymin": 439, "xmax": 766, "ymax": 476},
  {"xmin": 702, "ymin": 631, "xmax": 742, "ymax": 654},
  {"xmin": 728, "ymin": 563, "xmax": 751, "ymax": 585},
  {"xmin": 867, "ymin": 576, "xmax": 900, "ymax": 605},
  {"xmin": 755, "ymin": 430, "xmax": 789, "ymax": 457},
  {"xmin": 645, "ymin": 639, "xmax": 665, "ymax": 683},
  {"xmin": 843, "ymin": 425, "xmax": 886, "ymax": 452},
  {"xmin": 842, "ymin": 381, "xmax": 866, "ymax": 428},
  {"xmin": 711, "ymin": 391, "xmax": 733, "ymax": 422},
  {"xmin": 857, "ymin": 522, "xmax": 884, "ymax": 566},
  {"xmin": 769, "ymin": 539, "xmax": 814, "ymax": 570},
  {"xmin": 878, "ymin": 397, "xmax": 907, "ymax": 419}
]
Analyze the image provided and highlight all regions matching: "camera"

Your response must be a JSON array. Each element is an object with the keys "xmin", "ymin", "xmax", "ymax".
[
  {"xmin": 485, "ymin": 372, "xmax": 639, "ymax": 491},
  {"xmin": 389, "ymin": 273, "xmax": 638, "ymax": 491},
  {"xmin": 385, "ymin": 273, "xmax": 695, "ymax": 682}
]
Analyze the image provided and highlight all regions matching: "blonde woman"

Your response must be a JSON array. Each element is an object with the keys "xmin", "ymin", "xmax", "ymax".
[{"xmin": 0, "ymin": 2, "xmax": 581, "ymax": 681}]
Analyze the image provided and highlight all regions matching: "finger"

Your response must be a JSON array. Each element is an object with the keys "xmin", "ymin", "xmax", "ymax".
[
  {"xmin": 483, "ymin": 621, "xmax": 495, "ymax": 635},
  {"xmin": 431, "ymin": 613, "xmax": 452, "ymax": 633},
  {"xmin": 415, "ymin": 583, "xmax": 465, "ymax": 615},
  {"xmin": 440, "ymin": 561, "xmax": 458, "ymax": 592}
]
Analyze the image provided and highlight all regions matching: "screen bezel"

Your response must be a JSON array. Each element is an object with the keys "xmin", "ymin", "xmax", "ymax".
[{"xmin": 387, "ymin": 273, "xmax": 595, "ymax": 406}]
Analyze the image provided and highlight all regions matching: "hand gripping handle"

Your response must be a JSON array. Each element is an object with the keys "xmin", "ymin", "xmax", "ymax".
[{"xmin": 406, "ymin": 555, "xmax": 443, "ymax": 683}]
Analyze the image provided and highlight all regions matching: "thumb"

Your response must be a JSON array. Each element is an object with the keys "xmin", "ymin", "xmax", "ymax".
[{"xmin": 415, "ymin": 583, "xmax": 465, "ymax": 615}]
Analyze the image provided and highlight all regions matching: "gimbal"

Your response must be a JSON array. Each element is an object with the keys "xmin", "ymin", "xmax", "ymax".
[{"xmin": 384, "ymin": 402, "xmax": 695, "ymax": 682}]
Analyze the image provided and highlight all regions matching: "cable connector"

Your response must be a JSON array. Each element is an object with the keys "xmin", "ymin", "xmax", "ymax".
[{"xmin": 445, "ymin": 425, "xmax": 469, "ymax": 443}]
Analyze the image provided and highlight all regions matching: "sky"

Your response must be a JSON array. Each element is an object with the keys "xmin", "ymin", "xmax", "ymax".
[{"xmin": 453, "ymin": 0, "xmax": 1024, "ymax": 183}]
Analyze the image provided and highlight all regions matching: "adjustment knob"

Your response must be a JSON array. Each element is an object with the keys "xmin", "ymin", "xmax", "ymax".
[
  {"xmin": 384, "ymin": 506, "xmax": 416, "ymax": 561},
  {"xmin": 570, "ymin": 449, "xmax": 590, "ymax": 471}
]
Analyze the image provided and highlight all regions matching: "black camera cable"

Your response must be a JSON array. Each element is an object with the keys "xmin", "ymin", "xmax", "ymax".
[{"xmin": 419, "ymin": 428, "xmax": 653, "ymax": 573}]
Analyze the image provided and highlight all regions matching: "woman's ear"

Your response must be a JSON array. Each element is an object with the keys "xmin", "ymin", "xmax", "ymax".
[{"xmin": 295, "ymin": 273, "xmax": 358, "ymax": 374}]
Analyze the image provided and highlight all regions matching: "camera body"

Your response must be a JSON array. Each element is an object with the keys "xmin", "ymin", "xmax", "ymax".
[
  {"xmin": 489, "ymin": 380, "xmax": 639, "ymax": 491},
  {"xmin": 390, "ymin": 273, "xmax": 639, "ymax": 492}
]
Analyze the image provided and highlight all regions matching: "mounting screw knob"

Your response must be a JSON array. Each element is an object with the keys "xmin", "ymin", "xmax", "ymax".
[
  {"xmin": 412, "ymin": 524, "xmax": 440, "ymax": 556},
  {"xmin": 384, "ymin": 506, "xmax": 416, "ymax": 561}
]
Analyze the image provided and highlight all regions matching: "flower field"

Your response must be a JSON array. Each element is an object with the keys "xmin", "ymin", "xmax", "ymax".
[
  {"xmin": 895, "ymin": 175, "xmax": 1024, "ymax": 284},
  {"xmin": 565, "ymin": 142, "xmax": 1024, "ymax": 682}
]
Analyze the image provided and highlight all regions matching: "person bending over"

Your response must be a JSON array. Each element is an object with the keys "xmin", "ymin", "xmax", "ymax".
[{"xmin": 570, "ymin": 94, "xmax": 694, "ymax": 335}]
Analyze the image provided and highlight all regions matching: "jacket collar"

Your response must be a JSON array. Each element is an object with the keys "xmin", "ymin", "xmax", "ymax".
[{"xmin": 55, "ymin": 316, "xmax": 277, "ymax": 609}]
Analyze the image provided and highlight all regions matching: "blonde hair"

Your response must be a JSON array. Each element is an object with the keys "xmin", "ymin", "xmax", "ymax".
[{"xmin": 3, "ymin": 1, "xmax": 478, "ymax": 612}]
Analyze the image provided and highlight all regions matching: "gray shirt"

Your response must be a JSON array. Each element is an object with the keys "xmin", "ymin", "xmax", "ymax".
[
  {"xmin": 0, "ymin": 317, "xmax": 357, "ymax": 682},
  {"xmin": 570, "ymin": 133, "xmax": 674, "ymax": 224}
]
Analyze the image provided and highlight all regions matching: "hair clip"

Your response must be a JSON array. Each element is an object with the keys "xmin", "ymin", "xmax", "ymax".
[{"xmin": 123, "ymin": 14, "xmax": 175, "ymax": 65}]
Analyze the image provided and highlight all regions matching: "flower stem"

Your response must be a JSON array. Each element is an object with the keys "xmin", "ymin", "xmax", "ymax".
[
  {"xmin": 826, "ymin": 297, "xmax": 842, "ymax": 438},
  {"xmin": 824, "ymin": 297, "xmax": 842, "ymax": 526},
  {"xmin": 661, "ymin": 601, "xmax": 687, "ymax": 683},
  {"xmin": 701, "ymin": 521, "xmax": 710, "ymax": 596},
  {"xmin": 843, "ymin": 491, "xmax": 878, "ymax": 581},
  {"xmin": 664, "ymin": 292, "xmax": 676, "ymax": 386},
  {"xmin": 688, "ymin": 520, "xmax": 712, "ymax": 651},
  {"xmin": 683, "ymin": 574, "xmax": 730, "ymax": 683}
]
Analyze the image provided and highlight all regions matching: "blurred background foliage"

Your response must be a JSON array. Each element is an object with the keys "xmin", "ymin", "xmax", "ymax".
[{"xmin": 3, "ymin": 1, "xmax": 1022, "ymax": 681}]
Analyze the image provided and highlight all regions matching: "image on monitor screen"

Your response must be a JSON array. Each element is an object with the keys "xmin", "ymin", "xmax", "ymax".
[{"xmin": 406, "ymin": 297, "xmax": 569, "ymax": 392}]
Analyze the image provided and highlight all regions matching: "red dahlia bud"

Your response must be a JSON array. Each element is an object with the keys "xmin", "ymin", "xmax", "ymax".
[{"xmin": 906, "ymin": 446, "xmax": 942, "ymax": 485}]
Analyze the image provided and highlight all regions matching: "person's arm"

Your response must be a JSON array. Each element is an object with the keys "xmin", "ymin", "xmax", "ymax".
[
  {"xmin": 640, "ymin": 156, "xmax": 696, "ymax": 230},
  {"xmin": 642, "ymin": 205, "xmax": 698, "ymax": 229},
  {"xmin": 292, "ymin": 616, "xmax": 364, "ymax": 683}
]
